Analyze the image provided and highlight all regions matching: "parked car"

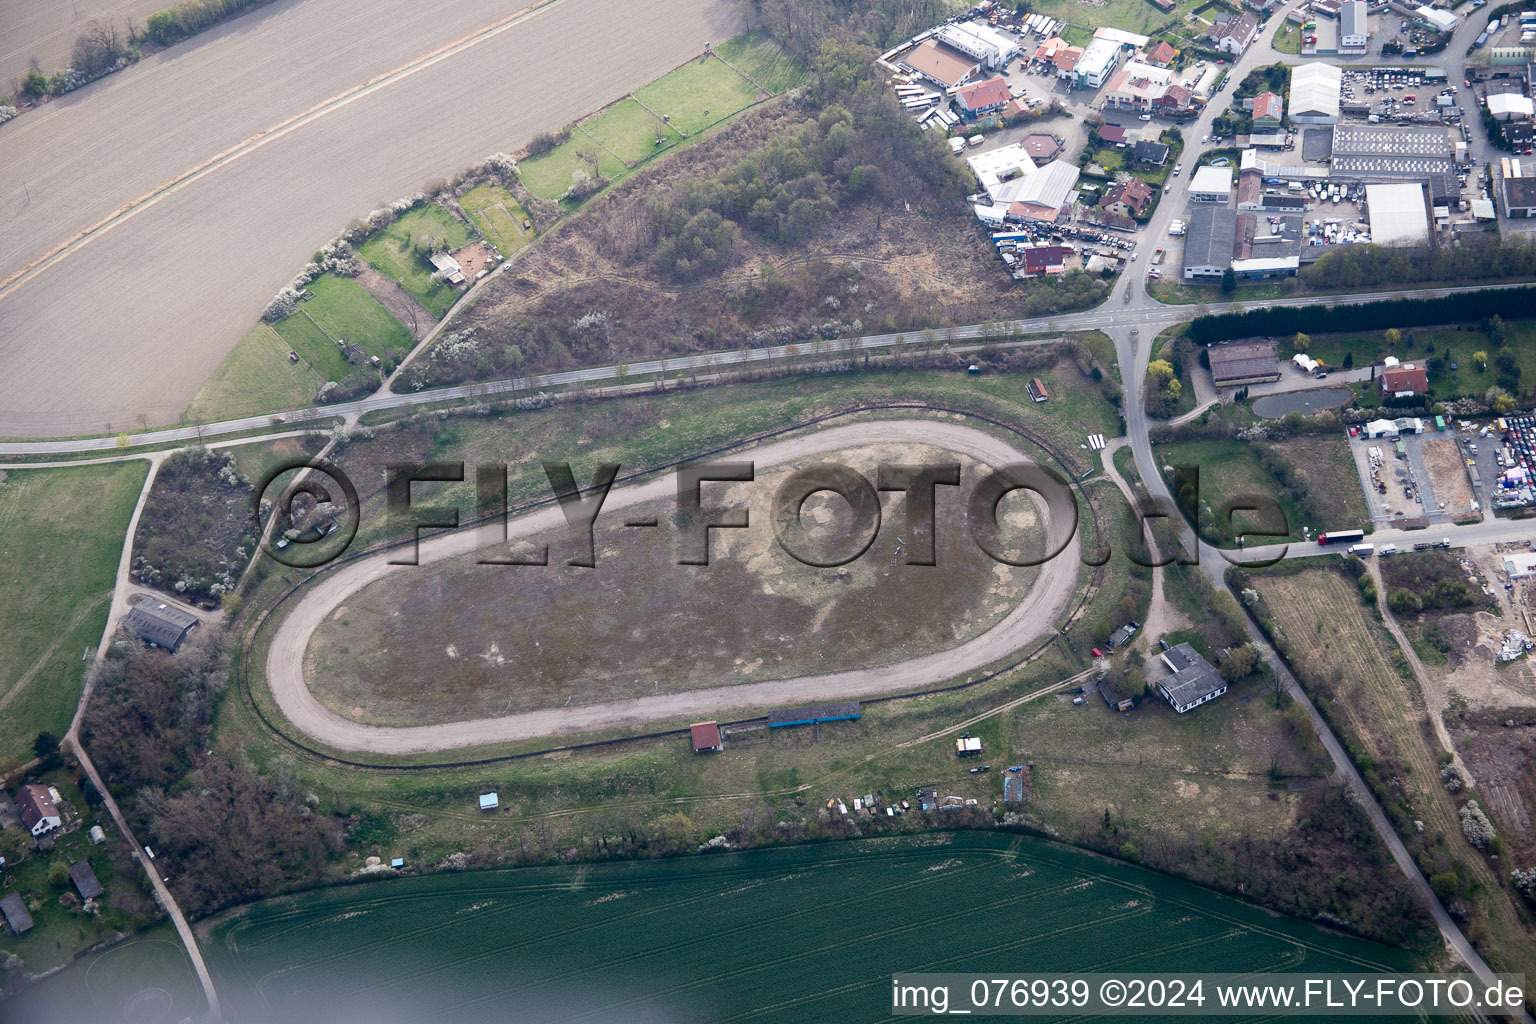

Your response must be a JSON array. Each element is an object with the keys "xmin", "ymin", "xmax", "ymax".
[
  {"xmin": 970, "ymin": 765, "xmax": 991, "ymax": 774},
  {"xmin": 1173, "ymin": 163, "xmax": 1183, "ymax": 175},
  {"xmin": 1139, "ymin": 113, "xmax": 1153, "ymax": 121}
]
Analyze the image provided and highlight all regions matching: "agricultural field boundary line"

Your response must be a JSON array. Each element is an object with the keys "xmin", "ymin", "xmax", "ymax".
[{"xmin": 235, "ymin": 404, "xmax": 1106, "ymax": 771}]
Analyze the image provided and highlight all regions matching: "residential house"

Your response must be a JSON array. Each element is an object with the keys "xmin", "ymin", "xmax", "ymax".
[
  {"xmin": 1252, "ymin": 91, "xmax": 1284, "ymax": 129},
  {"xmin": 954, "ymin": 76, "xmax": 1012, "ymax": 121},
  {"xmin": 1379, "ymin": 364, "xmax": 1429, "ymax": 398},
  {"xmin": 1097, "ymin": 123, "xmax": 1129, "ymax": 148},
  {"xmin": 1145, "ymin": 40, "xmax": 1177, "ymax": 67},
  {"xmin": 1208, "ymin": 12, "xmax": 1259, "ymax": 55},
  {"xmin": 16, "ymin": 784, "xmax": 61, "ymax": 837},
  {"xmin": 1100, "ymin": 179, "xmax": 1154, "ymax": 217},
  {"xmin": 1134, "ymin": 139, "xmax": 1171, "ymax": 166},
  {"xmin": 1019, "ymin": 245, "xmax": 1071, "ymax": 276}
]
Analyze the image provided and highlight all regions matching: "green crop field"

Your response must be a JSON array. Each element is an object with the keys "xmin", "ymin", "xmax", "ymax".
[
  {"xmin": 634, "ymin": 53, "xmax": 762, "ymax": 136},
  {"xmin": 578, "ymin": 98, "xmax": 683, "ymax": 164},
  {"xmin": 358, "ymin": 204, "xmax": 473, "ymax": 317},
  {"xmin": 298, "ymin": 274, "xmax": 412, "ymax": 358},
  {"xmin": 0, "ymin": 462, "xmax": 147, "ymax": 767},
  {"xmin": 458, "ymin": 183, "xmax": 536, "ymax": 255},
  {"xmin": 716, "ymin": 30, "xmax": 806, "ymax": 94},
  {"xmin": 185, "ymin": 324, "xmax": 324, "ymax": 423},
  {"xmin": 180, "ymin": 833, "xmax": 1418, "ymax": 1024},
  {"xmin": 4, "ymin": 927, "xmax": 205, "ymax": 1020}
]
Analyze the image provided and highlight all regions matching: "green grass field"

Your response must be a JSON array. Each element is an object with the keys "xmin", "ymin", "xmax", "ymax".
[
  {"xmin": 1281, "ymin": 319, "xmax": 1536, "ymax": 403},
  {"xmin": 458, "ymin": 183, "xmax": 536, "ymax": 255},
  {"xmin": 1157, "ymin": 437, "xmax": 1315, "ymax": 546},
  {"xmin": 515, "ymin": 138, "xmax": 628, "ymax": 201},
  {"xmin": 181, "ymin": 832, "xmax": 1417, "ymax": 1024},
  {"xmin": 185, "ymin": 324, "xmax": 323, "ymax": 423},
  {"xmin": 634, "ymin": 53, "xmax": 761, "ymax": 136},
  {"xmin": 716, "ymin": 30, "xmax": 807, "ymax": 94},
  {"xmin": 578, "ymin": 98, "xmax": 683, "ymax": 164},
  {"xmin": 358, "ymin": 205, "xmax": 473, "ymax": 317},
  {"xmin": 300, "ymin": 274, "xmax": 412, "ymax": 358},
  {"xmin": 271, "ymin": 308, "xmax": 350, "ymax": 381},
  {"xmin": 0, "ymin": 462, "xmax": 148, "ymax": 767}
]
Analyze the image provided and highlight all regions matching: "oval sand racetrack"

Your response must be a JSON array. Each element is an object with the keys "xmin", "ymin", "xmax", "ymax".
[{"xmin": 264, "ymin": 420, "xmax": 1083, "ymax": 754}]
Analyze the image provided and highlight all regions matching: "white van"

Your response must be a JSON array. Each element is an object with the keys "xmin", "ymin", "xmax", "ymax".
[
  {"xmin": 1348, "ymin": 543, "xmax": 1376, "ymax": 556},
  {"xmin": 1379, "ymin": 544, "xmax": 1398, "ymax": 556}
]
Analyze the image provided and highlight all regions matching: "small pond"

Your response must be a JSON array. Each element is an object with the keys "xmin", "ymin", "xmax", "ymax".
[{"xmin": 1252, "ymin": 386, "xmax": 1353, "ymax": 418}]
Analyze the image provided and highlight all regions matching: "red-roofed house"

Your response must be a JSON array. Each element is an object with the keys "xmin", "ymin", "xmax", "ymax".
[
  {"xmin": 16, "ymin": 785, "xmax": 61, "ymax": 837},
  {"xmin": 1379, "ymin": 364, "xmax": 1429, "ymax": 398},
  {"xmin": 1145, "ymin": 41, "xmax": 1177, "ymax": 66},
  {"xmin": 955, "ymin": 76, "xmax": 1011, "ymax": 120},
  {"xmin": 1100, "ymin": 179, "xmax": 1155, "ymax": 218},
  {"xmin": 1252, "ymin": 91, "xmax": 1284, "ymax": 129},
  {"xmin": 690, "ymin": 721, "xmax": 723, "ymax": 753},
  {"xmin": 1020, "ymin": 245, "xmax": 1072, "ymax": 276},
  {"xmin": 1098, "ymin": 123, "xmax": 1129, "ymax": 147},
  {"xmin": 1160, "ymin": 84, "xmax": 1194, "ymax": 114}
]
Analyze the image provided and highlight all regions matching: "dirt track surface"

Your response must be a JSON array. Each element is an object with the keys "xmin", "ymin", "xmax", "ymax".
[
  {"xmin": 264, "ymin": 421, "xmax": 1084, "ymax": 754},
  {"xmin": 0, "ymin": 0, "xmax": 740, "ymax": 436}
]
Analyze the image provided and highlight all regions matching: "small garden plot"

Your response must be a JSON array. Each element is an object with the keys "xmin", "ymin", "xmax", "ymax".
[
  {"xmin": 516, "ymin": 138, "xmax": 627, "ymax": 202},
  {"xmin": 299, "ymin": 274, "xmax": 412, "ymax": 359},
  {"xmin": 634, "ymin": 53, "xmax": 762, "ymax": 136},
  {"xmin": 458, "ymin": 183, "xmax": 536, "ymax": 255},
  {"xmin": 357, "ymin": 204, "xmax": 474, "ymax": 317},
  {"xmin": 271, "ymin": 308, "xmax": 351, "ymax": 382},
  {"xmin": 715, "ymin": 30, "xmax": 806, "ymax": 94},
  {"xmin": 578, "ymin": 98, "xmax": 682, "ymax": 164},
  {"xmin": 186, "ymin": 323, "xmax": 323, "ymax": 423}
]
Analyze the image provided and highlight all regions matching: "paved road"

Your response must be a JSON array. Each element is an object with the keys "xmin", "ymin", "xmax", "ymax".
[
  {"xmin": 0, "ymin": 0, "xmax": 741, "ymax": 437},
  {"xmin": 263, "ymin": 420, "xmax": 1082, "ymax": 754}
]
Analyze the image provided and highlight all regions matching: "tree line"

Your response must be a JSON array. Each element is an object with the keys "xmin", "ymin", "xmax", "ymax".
[{"xmin": 1186, "ymin": 286, "xmax": 1536, "ymax": 346}]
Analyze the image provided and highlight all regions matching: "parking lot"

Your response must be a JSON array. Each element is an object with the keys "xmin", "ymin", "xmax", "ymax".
[{"xmin": 1347, "ymin": 429, "xmax": 1456, "ymax": 526}]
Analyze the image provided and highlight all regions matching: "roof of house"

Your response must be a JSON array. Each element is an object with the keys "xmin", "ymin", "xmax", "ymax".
[
  {"xmin": 1212, "ymin": 11, "xmax": 1258, "ymax": 45},
  {"xmin": 1381, "ymin": 365, "xmax": 1429, "ymax": 393},
  {"xmin": 16, "ymin": 784, "xmax": 59, "ymax": 831},
  {"xmin": 956, "ymin": 75, "xmax": 1011, "ymax": 111},
  {"xmin": 123, "ymin": 601, "xmax": 199, "ymax": 650},
  {"xmin": 1021, "ymin": 245, "xmax": 1072, "ymax": 271},
  {"xmin": 69, "ymin": 860, "xmax": 104, "ymax": 900},
  {"xmin": 1208, "ymin": 339, "xmax": 1279, "ymax": 382},
  {"xmin": 901, "ymin": 39, "xmax": 980, "ymax": 87},
  {"xmin": 1098, "ymin": 123, "xmax": 1128, "ymax": 144},
  {"xmin": 1253, "ymin": 91, "xmax": 1284, "ymax": 121},
  {"xmin": 690, "ymin": 721, "xmax": 722, "ymax": 750},
  {"xmin": 1134, "ymin": 139, "xmax": 1171, "ymax": 164},
  {"xmin": 1101, "ymin": 178, "xmax": 1154, "ymax": 214},
  {"xmin": 1160, "ymin": 643, "xmax": 1225, "ymax": 707},
  {"xmin": 1146, "ymin": 40, "xmax": 1177, "ymax": 64},
  {"xmin": 0, "ymin": 892, "xmax": 33, "ymax": 935}
]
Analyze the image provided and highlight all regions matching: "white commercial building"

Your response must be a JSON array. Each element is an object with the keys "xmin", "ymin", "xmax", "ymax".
[
  {"xmin": 937, "ymin": 21, "xmax": 1021, "ymax": 70},
  {"xmin": 967, "ymin": 143, "xmax": 1038, "ymax": 197},
  {"xmin": 1365, "ymin": 182, "xmax": 1430, "ymax": 245},
  {"xmin": 1290, "ymin": 62, "xmax": 1342, "ymax": 124},
  {"xmin": 1075, "ymin": 38, "xmax": 1122, "ymax": 88},
  {"xmin": 1414, "ymin": 5, "xmax": 1457, "ymax": 32},
  {"xmin": 1092, "ymin": 26, "xmax": 1150, "ymax": 48},
  {"xmin": 1189, "ymin": 165, "xmax": 1234, "ymax": 201},
  {"xmin": 1340, "ymin": 0, "xmax": 1368, "ymax": 50},
  {"xmin": 1487, "ymin": 93, "xmax": 1536, "ymax": 121}
]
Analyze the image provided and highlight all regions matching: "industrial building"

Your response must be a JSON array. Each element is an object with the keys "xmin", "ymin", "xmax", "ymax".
[
  {"xmin": 936, "ymin": 21, "xmax": 1021, "ymax": 70},
  {"xmin": 1182, "ymin": 206, "xmax": 1240, "ymax": 280},
  {"xmin": 1189, "ymin": 165, "xmax": 1234, "ymax": 202},
  {"xmin": 1364, "ymin": 182, "xmax": 1431, "ymax": 245},
  {"xmin": 1290, "ymin": 62, "xmax": 1342, "ymax": 124},
  {"xmin": 1232, "ymin": 212, "xmax": 1302, "ymax": 278},
  {"xmin": 1157, "ymin": 643, "xmax": 1227, "ymax": 713},
  {"xmin": 1340, "ymin": 0, "xmax": 1369, "ymax": 52},
  {"xmin": 1075, "ymin": 38, "xmax": 1122, "ymax": 88},
  {"xmin": 1209, "ymin": 339, "xmax": 1281, "ymax": 386},
  {"xmin": 1505, "ymin": 173, "xmax": 1536, "ymax": 218},
  {"xmin": 1329, "ymin": 124, "xmax": 1457, "ymax": 200},
  {"xmin": 901, "ymin": 39, "xmax": 982, "ymax": 89},
  {"xmin": 1487, "ymin": 93, "xmax": 1536, "ymax": 120},
  {"xmin": 973, "ymin": 159, "xmax": 1081, "ymax": 225}
]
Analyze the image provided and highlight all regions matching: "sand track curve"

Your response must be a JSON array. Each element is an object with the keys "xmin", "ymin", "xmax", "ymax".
[{"xmin": 263, "ymin": 420, "xmax": 1083, "ymax": 754}]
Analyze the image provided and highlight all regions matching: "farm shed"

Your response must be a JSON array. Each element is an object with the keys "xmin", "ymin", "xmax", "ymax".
[
  {"xmin": 767, "ymin": 703, "xmax": 860, "ymax": 728},
  {"xmin": 1209, "ymin": 339, "xmax": 1281, "ymax": 386},
  {"xmin": 956, "ymin": 736, "xmax": 983, "ymax": 756},
  {"xmin": 0, "ymin": 893, "xmax": 33, "ymax": 935},
  {"xmin": 123, "ymin": 601, "xmax": 199, "ymax": 652},
  {"xmin": 1157, "ymin": 643, "xmax": 1227, "ymax": 713},
  {"xmin": 478, "ymin": 792, "xmax": 499, "ymax": 811},
  {"xmin": 690, "ymin": 721, "xmax": 724, "ymax": 751},
  {"xmin": 70, "ymin": 860, "xmax": 104, "ymax": 900}
]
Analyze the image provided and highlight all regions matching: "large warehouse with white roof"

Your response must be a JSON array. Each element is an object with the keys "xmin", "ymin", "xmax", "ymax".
[
  {"xmin": 1364, "ymin": 182, "xmax": 1431, "ymax": 245},
  {"xmin": 1290, "ymin": 62, "xmax": 1342, "ymax": 124}
]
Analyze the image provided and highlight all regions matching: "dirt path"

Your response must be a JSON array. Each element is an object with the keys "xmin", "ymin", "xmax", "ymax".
[
  {"xmin": 1098, "ymin": 439, "xmax": 1187, "ymax": 646},
  {"xmin": 264, "ymin": 420, "xmax": 1083, "ymax": 755},
  {"xmin": 1368, "ymin": 561, "xmax": 1463, "ymax": 767}
]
